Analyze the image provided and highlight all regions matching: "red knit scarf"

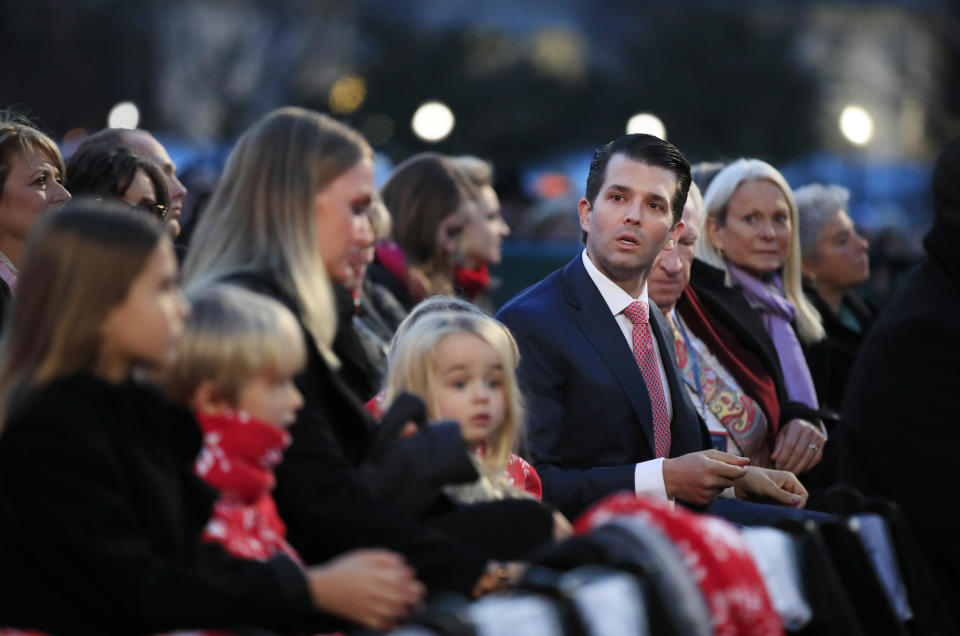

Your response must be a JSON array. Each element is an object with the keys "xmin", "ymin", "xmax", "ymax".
[
  {"xmin": 454, "ymin": 264, "xmax": 491, "ymax": 300},
  {"xmin": 194, "ymin": 411, "xmax": 300, "ymax": 565}
]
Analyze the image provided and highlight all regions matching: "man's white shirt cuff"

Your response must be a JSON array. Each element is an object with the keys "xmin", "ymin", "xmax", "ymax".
[{"xmin": 634, "ymin": 458, "xmax": 668, "ymax": 500}]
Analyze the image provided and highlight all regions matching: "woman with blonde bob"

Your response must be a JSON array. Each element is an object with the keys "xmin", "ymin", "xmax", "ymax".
[
  {"xmin": 386, "ymin": 311, "xmax": 532, "ymax": 502},
  {"xmin": 0, "ymin": 115, "xmax": 71, "ymax": 327},
  {"xmin": 181, "ymin": 106, "xmax": 503, "ymax": 599},
  {"xmin": 695, "ymin": 159, "xmax": 829, "ymax": 478}
]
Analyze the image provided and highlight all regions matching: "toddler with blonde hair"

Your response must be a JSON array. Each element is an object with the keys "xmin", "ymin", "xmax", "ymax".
[{"xmin": 386, "ymin": 311, "xmax": 541, "ymax": 501}]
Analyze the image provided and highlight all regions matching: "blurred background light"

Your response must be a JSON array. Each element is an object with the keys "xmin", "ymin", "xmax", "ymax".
[
  {"xmin": 362, "ymin": 113, "xmax": 395, "ymax": 146},
  {"xmin": 107, "ymin": 102, "xmax": 140, "ymax": 129},
  {"xmin": 626, "ymin": 113, "xmax": 666, "ymax": 140},
  {"xmin": 839, "ymin": 105, "xmax": 875, "ymax": 146},
  {"xmin": 329, "ymin": 75, "xmax": 367, "ymax": 115},
  {"xmin": 530, "ymin": 27, "xmax": 586, "ymax": 83},
  {"xmin": 411, "ymin": 101, "xmax": 455, "ymax": 142}
]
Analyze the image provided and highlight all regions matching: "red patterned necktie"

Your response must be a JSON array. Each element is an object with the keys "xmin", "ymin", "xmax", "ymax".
[{"xmin": 623, "ymin": 300, "xmax": 671, "ymax": 458}]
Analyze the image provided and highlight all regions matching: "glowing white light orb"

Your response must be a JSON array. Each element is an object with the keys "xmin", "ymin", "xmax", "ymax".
[
  {"xmin": 626, "ymin": 113, "xmax": 666, "ymax": 140},
  {"xmin": 839, "ymin": 105, "xmax": 875, "ymax": 146},
  {"xmin": 411, "ymin": 101, "xmax": 455, "ymax": 142},
  {"xmin": 107, "ymin": 102, "xmax": 140, "ymax": 129}
]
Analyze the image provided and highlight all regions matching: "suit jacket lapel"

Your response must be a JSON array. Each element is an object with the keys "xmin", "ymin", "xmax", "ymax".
[{"xmin": 562, "ymin": 258, "xmax": 657, "ymax": 455}]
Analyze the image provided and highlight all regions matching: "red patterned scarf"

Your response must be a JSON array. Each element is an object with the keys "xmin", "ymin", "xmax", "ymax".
[{"xmin": 677, "ymin": 287, "xmax": 780, "ymax": 440}]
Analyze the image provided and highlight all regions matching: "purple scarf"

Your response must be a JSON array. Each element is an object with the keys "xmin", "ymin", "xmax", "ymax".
[
  {"xmin": 727, "ymin": 262, "xmax": 819, "ymax": 410},
  {"xmin": 0, "ymin": 253, "xmax": 16, "ymax": 292}
]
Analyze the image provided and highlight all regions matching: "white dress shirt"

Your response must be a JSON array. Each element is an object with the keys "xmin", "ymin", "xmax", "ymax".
[{"xmin": 581, "ymin": 250, "xmax": 671, "ymax": 500}]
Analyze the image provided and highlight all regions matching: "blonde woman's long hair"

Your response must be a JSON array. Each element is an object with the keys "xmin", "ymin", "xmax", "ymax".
[
  {"xmin": 0, "ymin": 200, "xmax": 167, "ymax": 428},
  {"xmin": 697, "ymin": 158, "xmax": 824, "ymax": 344},
  {"xmin": 182, "ymin": 107, "xmax": 372, "ymax": 364},
  {"xmin": 385, "ymin": 311, "xmax": 526, "ymax": 499}
]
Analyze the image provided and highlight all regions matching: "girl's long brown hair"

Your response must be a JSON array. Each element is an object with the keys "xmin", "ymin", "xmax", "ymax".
[{"xmin": 0, "ymin": 200, "xmax": 166, "ymax": 429}]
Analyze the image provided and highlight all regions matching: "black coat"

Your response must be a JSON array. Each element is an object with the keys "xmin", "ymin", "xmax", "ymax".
[
  {"xmin": 332, "ymin": 283, "xmax": 386, "ymax": 403},
  {"xmin": 688, "ymin": 260, "xmax": 823, "ymax": 427},
  {"xmin": 840, "ymin": 222, "xmax": 960, "ymax": 623},
  {"xmin": 0, "ymin": 374, "xmax": 322, "ymax": 634},
  {"xmin": 802, "ymin": 286, "xmax": 876, "ymax": 416},
  {"xmin": 222, "ymin": 271, "xmax": 497, "ymax": 592}
]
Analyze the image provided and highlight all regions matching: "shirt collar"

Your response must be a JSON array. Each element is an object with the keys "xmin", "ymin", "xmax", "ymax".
[{"xmin": 581, "ymin": 249, "xmax": 649, "ymax": 320}]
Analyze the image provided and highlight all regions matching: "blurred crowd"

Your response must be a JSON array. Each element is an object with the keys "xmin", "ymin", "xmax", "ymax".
[{"xmin": 0, "ymin": 105, "xmax": 957, "ymax": 635}]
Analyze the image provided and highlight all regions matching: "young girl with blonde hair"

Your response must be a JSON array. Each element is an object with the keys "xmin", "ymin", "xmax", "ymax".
[{"xmin": 386, "ymin": 311, "xmax": 541, "ymax": 501}]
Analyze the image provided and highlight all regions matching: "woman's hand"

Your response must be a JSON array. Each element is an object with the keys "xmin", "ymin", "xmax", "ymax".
[
  {"xmin": 305, "ymin": 549, "xmax": 424, "ymax": 631},
  {"xmin": 771, "ymin": 418, "xmax": 826, "ymax": 474},
  {"xmin": 733, "ymin": 466, "xmax": 808, "ymax": 508}
]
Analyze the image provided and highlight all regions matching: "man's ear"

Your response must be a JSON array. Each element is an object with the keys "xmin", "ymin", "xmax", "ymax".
[
  {"xmin": 662, "ymin": 220, "xmax": 684, "ymax": 251},
  {"xmin": 705, "ymin": 216, "xmax": 725, "ymax": 252},
  {"xmin": 190, "ymin": 380, "xmax": 233, "ymax": 415},
  {"xmin": 577, "ymin": 197, "xmax": 592, "ymax": 234}
]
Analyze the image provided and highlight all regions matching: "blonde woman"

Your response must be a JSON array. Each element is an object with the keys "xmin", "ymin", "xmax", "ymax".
[
  {"xmin": 182, "ymin": 106, "xmax": 517, "ymax": 598},
  {"xmin": 695, "ymin": 159, "xmax": 828, "ymax": 477}
]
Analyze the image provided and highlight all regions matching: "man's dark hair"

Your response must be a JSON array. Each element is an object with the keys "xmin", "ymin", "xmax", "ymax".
[
  {"xmin": 584, "ymin": 134, "xmax": 692, "ymax": 225},
  {"xmin": 66, "ymin": 145, "xmax": 170, "ymax": 211},
  {"xmin": 75, "ymin": 128, "xmax": 129, "ymax": 154}
]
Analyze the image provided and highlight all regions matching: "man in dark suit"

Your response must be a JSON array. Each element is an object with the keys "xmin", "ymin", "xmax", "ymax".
[{"xmin": 497, "ymin": 134, "xmax": 807, "ymax": 519}]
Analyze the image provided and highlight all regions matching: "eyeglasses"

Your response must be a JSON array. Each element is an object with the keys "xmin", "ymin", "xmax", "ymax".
[
  {"xmin": 93, "ymin": 196, "xmax": 169, "ymax": 221},
  {"xmin": 137, "ymin": 201, "xmax": 168, "ymax": 220}
]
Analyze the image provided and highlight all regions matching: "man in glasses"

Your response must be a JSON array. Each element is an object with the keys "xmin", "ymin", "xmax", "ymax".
[{"xmin": 75, "ymin": 128, "xmax": 188, "ymax": 236}]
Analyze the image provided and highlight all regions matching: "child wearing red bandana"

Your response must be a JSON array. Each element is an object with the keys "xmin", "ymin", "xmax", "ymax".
[
  {"xmin": 162, "ymin": 285, "xmax": 308, "ymax": 566},
  {"xmin": 193, "ymin": 410, "xmax": 300, "ymax": 564}
]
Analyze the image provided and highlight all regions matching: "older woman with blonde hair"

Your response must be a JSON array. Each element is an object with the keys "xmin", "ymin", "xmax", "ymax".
[
  {"xmin": 694, "ymin": 159, "xmax": 829, "ymax": 479},
  {"xmin": 0, "ymin": 114, "xmax": 71, "ymax": 327}
]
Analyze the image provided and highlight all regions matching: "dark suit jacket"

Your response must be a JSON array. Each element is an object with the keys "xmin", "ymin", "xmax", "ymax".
[{"xmin": 496, "ymin": 255, "xmax": 709, "ymax": 519}]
